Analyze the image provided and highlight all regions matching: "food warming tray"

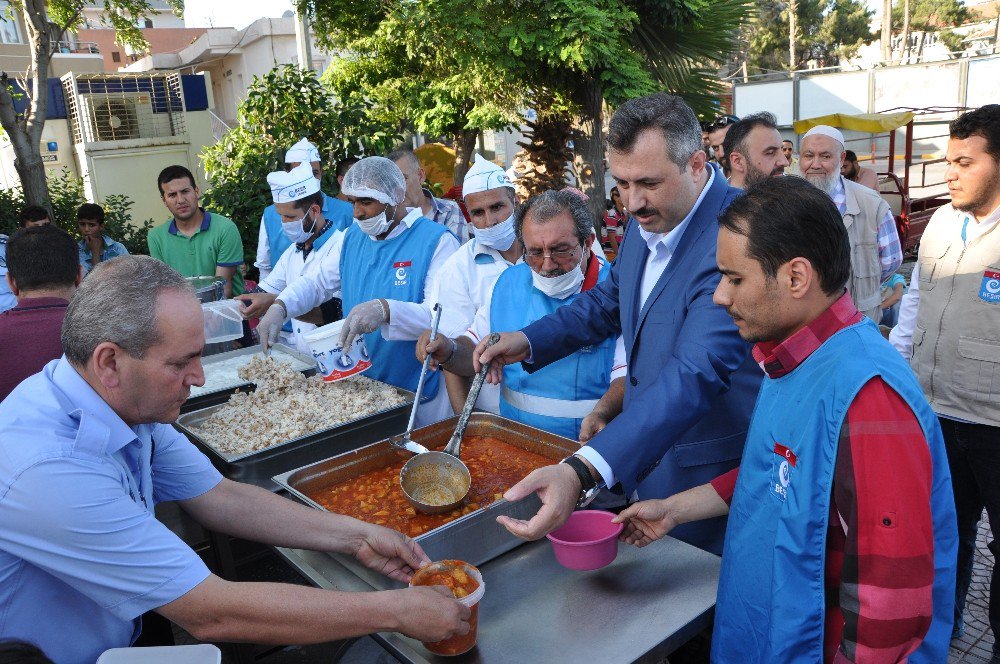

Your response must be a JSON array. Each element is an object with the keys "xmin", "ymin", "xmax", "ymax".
[{"xmin": 272, "ymin": 413, "xmax": 578, "ymax": 589}]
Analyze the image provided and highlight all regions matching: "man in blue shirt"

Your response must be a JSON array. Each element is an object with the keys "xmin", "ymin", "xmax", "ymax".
[{"xmin": 0, "ymin": 256, "xmax": 469, "ymax": 664}]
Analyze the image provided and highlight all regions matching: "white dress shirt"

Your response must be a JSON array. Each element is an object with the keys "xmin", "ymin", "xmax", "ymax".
[
  {"xmin": 275, "ymin": 208, "xmax": 459, "ymax": 322},
  {"xmin": 576, "ymin": 166, "xmax": 717, "ymax": 488},
  {"xmin": 890, "ymin": 204, "xmax": 1000, "ymax": 359}
]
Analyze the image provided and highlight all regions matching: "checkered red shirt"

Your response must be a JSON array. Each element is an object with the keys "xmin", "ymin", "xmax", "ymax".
[{"xmin": 711, "ymin": 292, "xmax": 935, "ymax": 663}]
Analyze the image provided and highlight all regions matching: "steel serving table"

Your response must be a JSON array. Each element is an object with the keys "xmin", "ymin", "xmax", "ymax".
[{"xmin": 277, "ymin": 532, "xmax": 721, "ymax": 663}]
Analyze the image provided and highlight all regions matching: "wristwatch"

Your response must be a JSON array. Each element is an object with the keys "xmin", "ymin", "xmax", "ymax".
[{"xmin": 561, "ymin": 454, "xmax": 604, "ymax": 508}]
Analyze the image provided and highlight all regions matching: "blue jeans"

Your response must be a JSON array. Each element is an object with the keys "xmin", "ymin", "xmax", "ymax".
[{"xmin": 940, "ymin": 417, "xmax": 1000, "ymax": 652}]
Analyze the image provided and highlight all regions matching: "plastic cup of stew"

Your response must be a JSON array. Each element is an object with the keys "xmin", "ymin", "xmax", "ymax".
[{"xmin": 410, "ymin": 560, "xmax": 485, "ymax": 656}]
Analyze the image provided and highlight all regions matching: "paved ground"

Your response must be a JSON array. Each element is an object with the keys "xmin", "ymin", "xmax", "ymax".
[{"xmin": 950, "ymin": 512, "xmax": 997, "ymax": 664}]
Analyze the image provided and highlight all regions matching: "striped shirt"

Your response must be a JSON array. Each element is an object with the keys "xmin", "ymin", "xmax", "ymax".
[{"xmin": 712, "ymin": 292, "xmax": 935, "ymax": 663}]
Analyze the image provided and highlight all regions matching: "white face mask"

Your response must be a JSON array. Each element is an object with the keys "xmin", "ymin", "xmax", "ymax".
[
  {"xmin": 281, "ymin": 210, "xmax": 317, "ymax": 244},
  {"xmin": 531, "ymin": 256, "xmax": 586, "ymax": 300},
  {"xmin": 474, "ymin": 212, "xmax": 516, "ymax": 251},
  {"xmin": 355, "ymin": 205, "xmax": 393, "ymax": 237}
]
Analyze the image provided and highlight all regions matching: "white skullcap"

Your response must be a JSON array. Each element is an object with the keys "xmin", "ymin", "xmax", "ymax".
[
  {"xmin": 341, "ymin": 156, "xmax": 406, "ymax": 206},
  {"xmin": 285, "ymin": 137, "xmax": 321, "ymax": 164},
  {"xmin": 268, "ymin": 162, "xmax": 321, "ymax": 204},
  {"xmin": 463, "ymin": 154, "xmax": 514, "ymax": 196},
  {"xmin": 802, "ymin": 125, "xmax": 845, "ymax": 147}
]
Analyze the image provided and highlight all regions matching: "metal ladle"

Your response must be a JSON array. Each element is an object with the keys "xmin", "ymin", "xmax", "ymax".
[
  {"xmin": 389, "ymin": 304, "xmax": 442, "ymax": 457},
  {"xmin": 399, "ymin": 333, "xmax": 500, "ymax": 515}
]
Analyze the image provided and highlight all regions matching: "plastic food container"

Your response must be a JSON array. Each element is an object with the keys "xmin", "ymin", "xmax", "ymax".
[
  {"xmin": 546, "ymin": 510, "xmax": 623, "ymax": 571},
  {"xmin": 302, "ymin": 319, "xmax": 372, "ymax": 382},
  {"xmin": 410, "ymin": 560, "xmax": 485, "ymax": 656},
  {"xmin": 201, "ymin": 300, "xmax": 244, "ymax": 343}
]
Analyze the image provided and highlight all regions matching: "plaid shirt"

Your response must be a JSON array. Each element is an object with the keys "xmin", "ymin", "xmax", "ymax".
[
  {"xmin": 424, "ymin": 188, "xmax": 470, "ymax": 245},
  {"xmin": 830, "ymin": 177, "xmax": 903, "ymax": 281},
  {"xmin": 712, "ymin": 292, "xmax": 935, "ymax": 663}
]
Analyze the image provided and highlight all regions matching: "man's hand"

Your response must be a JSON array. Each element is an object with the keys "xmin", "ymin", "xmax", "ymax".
[
  {"xmin": 613, "ymin": 482, "xmax": 730, "ymax": 548},
  {"xmin": 579, "ymin": 377, "xmax": 625, "ymax": 443},
  {"xmin": 340, "ymin": 299, "xmax": 389, "ymax": 348},
  {"xmin": 473, "ymin": 331, "xmax": 531, "ymax": 385},
  {"xmin": 418, "ymin": 330, "xmax": 457, "ymax": 371},
  {"xmin": 578, "ymin": 410, "xmax": 611, "ymax": 445},
  {"xmin": 350, "ymin": 522, "xmax": 430, "ymax": 583},
  {"xmin": 390, "ymin": 587, "xmax": 471, "ymax": 643},
  {"xmin": 495, "ymin": 463, "xmax": 581, "ymax": 540},
  {"xmin": 238, "ymin": 291, "xmax": 277, "ymax": 319},
  {"xmin": 258, "ymin": 303, "xmax": 286, "ymax": 352}
]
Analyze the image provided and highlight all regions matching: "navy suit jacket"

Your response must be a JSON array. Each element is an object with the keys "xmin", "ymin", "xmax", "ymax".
[{"xmin": 521, "ymin": 169, "xmax": 763, "ymax": 554}]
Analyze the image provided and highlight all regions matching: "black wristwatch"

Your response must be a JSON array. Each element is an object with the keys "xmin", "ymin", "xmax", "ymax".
[{"xmin": 561, "ymin": 454, "xmax": 603, "ymax": 508}]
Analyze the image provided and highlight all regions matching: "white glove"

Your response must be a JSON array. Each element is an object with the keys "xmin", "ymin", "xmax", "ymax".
[
  {"xmin": 339, "ymin": 299, "xmax": 388, "ymax": 348},
  {"xmin": 258, "ymin": 302, "xmax": 286, "ymax": 353}
]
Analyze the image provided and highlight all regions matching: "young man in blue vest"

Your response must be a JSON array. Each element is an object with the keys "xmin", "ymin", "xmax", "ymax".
[
  {"xmin": 615, "ymin": 176, "xmax": 958, "ymax": 663},
  {"xmin": 422, "ymin": 189, "xmax": 617, "ymax": 440},
  {"xmin": 253, "ymin": 138, "xmax": 353, "ymax": 281},
  {"xmin": 256, "ymin": 157, "xmax": 460, "ymax": 425}
]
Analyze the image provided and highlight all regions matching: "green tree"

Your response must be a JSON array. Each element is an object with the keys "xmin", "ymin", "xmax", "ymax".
[
  {"xmin": 200, "ymin": 64, "xmax": 399, "ymax": 270},
  {"xmin": 746, "ymin": 0, "xmax": 874, "ymax": 72},
  {"xmin": 892, "ymin": 0, "xmax": 970, "ymax": 60},
  {"xmin": 0, "ymin": 0, "xmax": 181, "ymax": 214}
]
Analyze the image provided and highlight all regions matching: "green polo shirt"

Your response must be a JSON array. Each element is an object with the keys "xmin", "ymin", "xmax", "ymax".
[{"xmin": 147, "ymin": 209, "xmax": 245, "ymax": 295}]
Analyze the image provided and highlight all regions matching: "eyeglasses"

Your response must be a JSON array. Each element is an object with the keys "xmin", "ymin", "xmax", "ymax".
[
  {"xmin": 524, "ymin": 245, "xmax": 581, "ymax": 263},
  {"xmin": 708, "ymin": 115, "xmax": 740, "ymax": 130}
]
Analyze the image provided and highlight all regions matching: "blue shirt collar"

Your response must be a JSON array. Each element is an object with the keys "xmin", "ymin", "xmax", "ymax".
[
  {"xmin": 637, "ymin": 163, "xmax": 716, "ymax": 255},
  {"xmin": 168, "ymin": 209, "xmax": 212, "ymax": 235},
  {"xmin": 52, "ymin": 357, "xmax": 140, "ymax": 454},
  {"xmin": 78, "ymin": 235, "xmax": 114, "ymax": 259}
]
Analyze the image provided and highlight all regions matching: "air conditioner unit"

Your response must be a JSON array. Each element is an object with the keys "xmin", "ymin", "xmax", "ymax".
[{"xmin": 79, "ymin": 92, "xmax": 155, "ymax": 142}]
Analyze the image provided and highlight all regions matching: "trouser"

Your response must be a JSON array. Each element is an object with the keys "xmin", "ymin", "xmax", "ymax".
[{"xmin": 939, "ymin": 417, "xmax": 1000, "ymax": 651}]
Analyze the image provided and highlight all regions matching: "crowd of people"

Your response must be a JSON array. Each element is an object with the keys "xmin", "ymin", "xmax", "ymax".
[{"xmin": 0, "ymin": 93, "xmax": 997, "ymax": 664}]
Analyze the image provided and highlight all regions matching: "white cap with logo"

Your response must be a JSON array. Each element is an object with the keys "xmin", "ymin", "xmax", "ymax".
[
  {"xmin": 463, "ymin": 154, "xmax": 515, "ymax": 196},
  {"xmin": 268, "ymin": 162, "xmax": 321, "ymax": 204},
  {"xmin": 285, "ymin": 137, "xmax": 321, "ymax": 164}
]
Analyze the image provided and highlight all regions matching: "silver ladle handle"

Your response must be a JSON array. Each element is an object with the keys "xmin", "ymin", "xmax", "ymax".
[
  {"xmin": 444, "ymin": 332, "xmax": 500, "ymax": 458},
  {"xmin": 404, "ymin": 303, "xmax": 443, "ymax": 436}
]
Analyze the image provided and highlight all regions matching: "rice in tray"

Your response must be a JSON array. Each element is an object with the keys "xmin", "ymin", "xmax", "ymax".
[
  {"xmin": 191, "ymin": 355, "xmax": 408, "ymax": 457},
  {"xmin": 189, "ymin": 348, "xmax": 314, "ymax": 397}
]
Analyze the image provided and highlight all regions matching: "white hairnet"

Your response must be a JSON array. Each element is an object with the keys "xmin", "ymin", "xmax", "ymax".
[{"xmin": 341, "ymin": 156, "xmax": 406, "ymax": 206}]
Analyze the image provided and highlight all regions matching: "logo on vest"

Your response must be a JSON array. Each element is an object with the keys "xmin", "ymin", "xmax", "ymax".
[
  {"xmin": 393, "ymin": 260, "xmax": 411, "ymax": 287},
  {"xmin": 771, "ymin": 442, "xmax": 797, "ymax": 502},
  {"xmin": 979, "ymin": 270, "xmax": 1000, "ymax": 304}
]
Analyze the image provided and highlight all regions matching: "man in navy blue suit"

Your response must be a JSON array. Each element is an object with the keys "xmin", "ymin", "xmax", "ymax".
[{"xmin": 475, "ymin": 93, "xmax": 763, "ymax": 554}]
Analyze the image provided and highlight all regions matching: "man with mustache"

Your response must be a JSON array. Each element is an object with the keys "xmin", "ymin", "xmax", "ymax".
[
  {"xmin": 721, "ymin": 112, "xmax": 790, "ymax": 190},
  {"xmin": 799, "ymin": 125, "xmax": 902, "ymax": 322},
  {"xmin": 473, "ymin": 93, "xmax": 762, "ymax": 555}
]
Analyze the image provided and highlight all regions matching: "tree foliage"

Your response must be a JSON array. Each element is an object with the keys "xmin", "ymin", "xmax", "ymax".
[
  {"xmin": 745, "ymin": 0, "xmax": 874, "ymax": 72},
  {"xmin": 200, "ymin": 64, "xmax": 399, "ymax": 268}
]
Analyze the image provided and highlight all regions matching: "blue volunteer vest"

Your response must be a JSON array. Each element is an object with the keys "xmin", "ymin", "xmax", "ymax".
[
  {"xmin": 340, "ymin": 217, "xmax": 448, "ymax": 398},
  {"xmin": 263, "ymin": 192, "xmax": 353, "ymax": 265},
  {"xmin": 712, "ymin": 319, "xmax": 957, "ymax": 663},
  {"xmin": 490, "ymin": 261, "xmax": 616, "ymax": 440}
]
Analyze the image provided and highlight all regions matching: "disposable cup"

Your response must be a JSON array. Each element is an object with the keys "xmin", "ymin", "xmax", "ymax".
[
  {"xmin": 410, "ymin": 560, "xmax": 485, "ymax": 656},
  {"xmin": 302, "ymin": 319, "xmax": 371, "ymax": 382}
]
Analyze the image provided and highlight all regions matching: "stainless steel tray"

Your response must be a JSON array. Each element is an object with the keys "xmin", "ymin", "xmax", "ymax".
[
  {"xmin": 272, "ymin": 413, "xmax": 578, "ymax": 589},
  {"xmin": 176, "ymin": 382, "xmax": 415, "ymax": 490},
  {"xmin": 182, "ymin": 343, "xmax": 317, "ymax": 413}
]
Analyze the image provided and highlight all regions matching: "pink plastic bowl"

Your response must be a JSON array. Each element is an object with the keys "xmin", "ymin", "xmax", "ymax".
[{"xmin": 546, "ymin": 510, "xmax": 623, "ymax": 571}]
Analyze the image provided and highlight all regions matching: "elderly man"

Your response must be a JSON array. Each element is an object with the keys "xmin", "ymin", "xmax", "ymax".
[
  {"xmin": 389, "ymin": 148, "xmax": 469, "ymax": 245},
  {"xmin": 474, "ymin": 93, "xmax": 762, "ymax": 554},
  {"xmin": 0, "ymin": 256, "xmax": 469, "ymax": 664},
  {"xmin": 148, "ymin": 165, "xmax": 245, "ymax": 298},
  {"xmin": 842, "ymin": 150, "xmax": 880, "ymax": 190},
  {"xmin": 254, "ymin": 138, "xmax": 354, "ymax": 281},
  {"xmin": 891, "ymin": 104, "xmax": 1000, "ymax": 652},
  {"xmin": 721, "ymin": 112, "xmax": 789, "ymax": 190},
  {"xmin": 240, "ymin": 163, "xmax": 346, "ymax": 353},
  {"xmin": 616, "ymin": 176, "xmax": 957, "ymax": 663},
  {"xmin": 799, "ymin": 125, "xmax": 902, "ymax": 321},
  {"xmin": 256, "ymin": 157, "xmax": 460, "ymax": 425},
  {"xmin": 0, "ymin": 225, "xmax": 81, "ymax": 400},
  {"xmin": 422, "ymin": 190, "xmax": 617, "ymax": 440}
]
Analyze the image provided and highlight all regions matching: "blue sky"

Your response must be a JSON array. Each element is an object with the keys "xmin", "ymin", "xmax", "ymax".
[{"xmin": 185, "ymin": 0, "xmax": 294, "ymax": 29}]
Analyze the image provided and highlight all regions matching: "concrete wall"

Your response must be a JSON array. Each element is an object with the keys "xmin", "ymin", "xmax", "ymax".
[
  {"xmin": 0, "ymin": 119, "xmax": 79, "ymax": 189},
  {"xmin": 77, "ymin": 28, "xmax": 207, "ymax": 72}
]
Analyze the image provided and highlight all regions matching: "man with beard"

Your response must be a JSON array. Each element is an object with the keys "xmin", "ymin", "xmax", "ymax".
[
  {"xmin": 800, "ymin": 125, "xmax": 901, "ymax": 321},
  {"xmin": 890, "ymin": 104, "xmax": 1000, "ymax": 654},
  {"xmin": 721, "ymin": 112, "xmax": 789, "ymax": 190}
]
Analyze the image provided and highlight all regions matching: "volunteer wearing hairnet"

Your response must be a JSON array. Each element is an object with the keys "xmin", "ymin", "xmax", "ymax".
[
  {"xmin": 238, "ymin": 163, "xmax": 345, "ymax": 353},
  {"xmin": 257, "ymin": 157, "xmax": 460, "ymax": 425},
  {"xmin": 254, "ymin": 138, "xmax": 353, "ymax": 281}
]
